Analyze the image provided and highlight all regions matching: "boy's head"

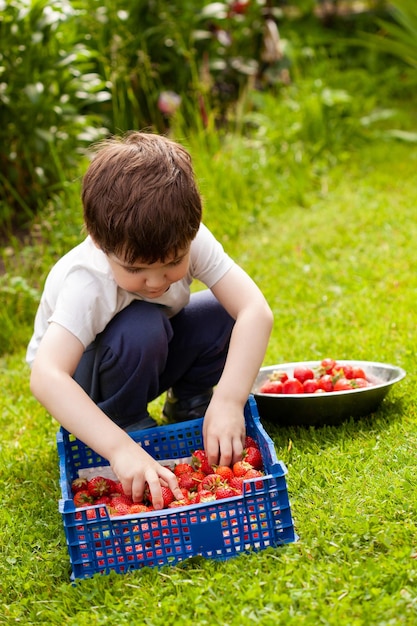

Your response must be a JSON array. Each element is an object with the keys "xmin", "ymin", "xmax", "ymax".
[{"xmin": 82, "ymin": 132, "xmax": 202, "ymax": 264}]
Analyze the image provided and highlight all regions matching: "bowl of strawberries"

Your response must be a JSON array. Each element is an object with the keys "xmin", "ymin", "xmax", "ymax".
[{"xmin": 252, "ymin": 358, "xmax": 406, "ymax": 427}]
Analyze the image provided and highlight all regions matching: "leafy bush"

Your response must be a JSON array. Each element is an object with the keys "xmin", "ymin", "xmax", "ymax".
[
  {"xmin": 0, "ymin": 0, "xmax": 291, "ymax": 231},
  {"xmin": 71, "ymin": 0, "xmax": 290, "ymax": 133},
  {"xmin": 371, "ymin": 0, "xmax": 417, "ymax": 69},
  {"xmin": 0, "ymin": 274, "xmax": 39, "ymax": 354},
  {"xmin": 0, "ymin": 0, "xmax": 399, "ymax": 234},
  {"xmin": 0, "ymin": 0, "xmax": 109, "ymax": 232}
]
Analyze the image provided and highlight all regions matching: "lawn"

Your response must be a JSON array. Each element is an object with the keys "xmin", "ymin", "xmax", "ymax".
[{"xmin": 1, "ymin": 60, "xmax": 417, "ymax": 625}]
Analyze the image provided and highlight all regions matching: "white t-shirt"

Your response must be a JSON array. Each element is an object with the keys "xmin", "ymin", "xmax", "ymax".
[{"xmin": 26, "ymin": 223, "xmax": 234, "ymax": 367}]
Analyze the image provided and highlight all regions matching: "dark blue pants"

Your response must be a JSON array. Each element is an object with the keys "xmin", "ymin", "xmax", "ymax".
[{"xmin": 73, "ymin": 290, "xmax": 234, "ymax": 430}]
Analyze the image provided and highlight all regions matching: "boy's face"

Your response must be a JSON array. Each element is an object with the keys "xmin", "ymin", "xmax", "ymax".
[{"xmin": 106, "ymin": 247, "xmax": 190, "ymax": 298}]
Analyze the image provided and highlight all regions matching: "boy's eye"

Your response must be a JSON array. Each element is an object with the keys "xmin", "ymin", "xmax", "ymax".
[
  {"xmin": 122, "ymin": 255, "xmax": 186, "ymax": 273},
  {"xmin": 169, "ymin": 258, "xmax": 183, "ymax": 266},
  {"xmin": 125, "ymin": 267, "xmax": 144, "ymax": 274}
]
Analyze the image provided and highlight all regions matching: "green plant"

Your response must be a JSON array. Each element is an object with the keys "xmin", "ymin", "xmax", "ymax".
[
  {"xmin": 371, "ymin": 0, "xmax": 417, "ymax": 69},
  {"xmin": 0, "ymin": 274, "xmax": 39, "ymax": 354},
  {"xmin": 0, "ymin": 0, "xmax": 109, "ymax": 232},
  {"xmin": 71, "ymin": 0, "xmax": 289, "ymax": 134}
]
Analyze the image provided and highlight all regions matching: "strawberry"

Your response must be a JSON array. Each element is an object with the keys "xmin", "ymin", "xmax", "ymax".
[
  {"xmin": 161, "ymin": 487, "xmax": 175, "ymax": 507},
  {"xmin": 94, "ymin": 496, "xmax": 112, "ymax": 505},
  {"xmin": 187, "ymin": 490, "xmax": 199, "ymax": 502},
  {"xmin": 168, "ymin": 497, "xmax": 191, "ymax": 508},
  {"xmin": 243, "ymin": 446, "xmax": 263, "ymax": 470},
  {"xmin": 179, "ymin": 470, "xmax": 205, "ymax": 491},
  {"xmin": 215, "ymin": 486, "xmax": 240, "ymax": 500},
  {"xmin": 73, "ymin": 490, "xmax": 94, "ymax": 507},
  {"xmin": 106, "ymin": 479, "xmax": 123, "ymax": 495},
  {"xmin": 129, "ymin": 503, "xmax": 151, "ymax": 514},
  {"xmin": 199, "ymin": 473, "xmax": 225, "ymax": 493},
  {"xmin": 173, "ymin": 462, "xmax": 193, "ymax": 477},
  {"xmin": 232, "ymin": 460, "xmax": 253, "ymax": 477},
  {"xmin": 191, "ymin": 469, "xmax": 205, "ymax": 485},
  {"xmin": 147, "ymin": 486, "xmax": 175, "ymax": 508},
  {"xmin": 71, "ymin": 477, "xmax": 88, "ymax": 494},
  {"xmin": 244, "ymin": 468, "xmax": 264, "ymax": 479},
  {"xmin": 178, "ymin": 472, "xmax": 197, "ymax": 491},
  {"xmin": 229, "ymin": 476, "xmax": 244, "ymax": 493},
  {"xmin": 243, "ymin": 468, "xmax": 264, "ymax": 490},
  {"xmin": 109, "ymin": 502, "xmax": 131, "ymax": 516},
  {"xmin": 195, "ymin": 489, "xmax": 216, "ymax": 503},
  {"xmin": 87, "ymin": 476, "xmax": 111, "ymax": 498},
  {"xmin": 244, "ymin": 436, "xmax": 259, "ymax": 449},
  {"xmin": 191, "ymin": 449, "xmax": 213, "ymax": 475},
  {"xmin": 214, "ymin": 465, "xmax": 234, "ymax": 482},
  {"xmin": 111, "ymin": 494, "xmax": 134, "ymax": 508},
  {"xmin": 179, "ymin": 487, "xmax": 190, "ymax": 500}
]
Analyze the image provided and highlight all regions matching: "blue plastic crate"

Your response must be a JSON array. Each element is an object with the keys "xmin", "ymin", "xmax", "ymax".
[{"xmin": 57, "ymin": 395, "xmax": 296, "ymax": 580}]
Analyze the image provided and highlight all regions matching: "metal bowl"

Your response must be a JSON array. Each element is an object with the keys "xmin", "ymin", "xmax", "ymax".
[{"xmin": 252, "ymin": 360, "xmax": 406, "ymax": 427}]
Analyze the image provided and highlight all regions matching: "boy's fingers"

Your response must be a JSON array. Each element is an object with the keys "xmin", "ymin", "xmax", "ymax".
[
  {"xmin": 145, "ymin": 473, "xmax": 163, "ymax": 509},
  {"xmin": 164, "ymin": 472, "xmax": 183, "ymax": 501},
  {"xmin": 205, "ymin": 436, "xmax": 220, "ymax": 467},
  {"xmin": 130, "ymin": 475, "xmax": 146, "ymax": 504}
]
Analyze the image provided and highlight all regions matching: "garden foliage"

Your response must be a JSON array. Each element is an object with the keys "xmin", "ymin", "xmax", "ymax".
[
  {"xmin": 2, "ymin": 0, "xmax": 416, "ymax": 232},
  {"xmin": 0, "ymin": 0, "xmax": 109, "ymax": 226}
]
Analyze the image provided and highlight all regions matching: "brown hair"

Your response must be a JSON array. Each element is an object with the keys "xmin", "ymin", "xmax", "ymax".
[{"xmin": 82, "ymin": 132, "xmax": 202, "ymax": 263}]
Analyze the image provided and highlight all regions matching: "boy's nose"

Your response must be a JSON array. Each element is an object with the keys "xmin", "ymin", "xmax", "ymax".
[{"xmin": 145, "ymin": 274, "xmax": 165, "ymax": 288}]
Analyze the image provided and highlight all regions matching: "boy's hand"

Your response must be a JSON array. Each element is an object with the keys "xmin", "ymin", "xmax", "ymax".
[
  {"xmin": 109, "ymin": 441, "xmax": 183, "ymax": 509},
  {"xmin": 202, "ymin": 398, "xmax": 245, "ymax": 467}
]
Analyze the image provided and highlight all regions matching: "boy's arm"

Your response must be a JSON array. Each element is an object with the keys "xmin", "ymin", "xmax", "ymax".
[
  {"xmin": 205, "ymin": 264, "xmax": 274, "ymax": 466},
  {"xmin": 30, "ymin": 323, "xmax": 182, "ymax": 508}
]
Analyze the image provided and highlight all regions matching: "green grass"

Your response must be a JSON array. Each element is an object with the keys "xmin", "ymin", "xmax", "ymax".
[{"xmin": 2, "ymin": 66, "xmax": 417, "ymax": 624}]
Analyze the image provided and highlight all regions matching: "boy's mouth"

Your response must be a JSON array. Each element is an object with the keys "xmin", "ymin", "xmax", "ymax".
[{"xmin": 142, "ymin": 286, "xmax": 170, "ymax": 298}]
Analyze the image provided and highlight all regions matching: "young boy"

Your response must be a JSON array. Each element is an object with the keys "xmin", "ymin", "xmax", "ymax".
[{"xmin": 27, "ymin": 132, "xmax": 273, "ymax": 510}]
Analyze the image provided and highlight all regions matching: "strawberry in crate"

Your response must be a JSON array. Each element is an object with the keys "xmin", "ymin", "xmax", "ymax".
[{"xmin": 71, "ymin": 434, "xmax": 265, "ymax": 515}]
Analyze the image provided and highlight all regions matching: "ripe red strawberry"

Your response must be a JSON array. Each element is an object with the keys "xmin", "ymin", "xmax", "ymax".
[
  {"xmin": 214, "ymin": 465, "xmax": 234, "ymax": 482},
  {"xmin": 191, "ymin": 449, "xmax": 213, "ymax": 475},
  {"xmin": 229, "ymin": 476, "xmax": 244, "ymax": 493},
  {"xmin": 187, "ymin": 490, "xmax": 199, "ymax": 502},
  {"xmin": 109, "ymin": 502, "xmax": 131, "ymax": 516},
  {"xmin": 215, "ymin": 486, "xmax": 240, "ymax": 500},
  {"xmin": 173, "ymin": 462, "xmax": 193, "ymax": 477},
  {"xmin": 195, "ymin": 489, "xmax": 216, "ymax": 503},
  {"xmin": 73, "ymin": 490, "xmax": 94, "ymax": 507},
  {"xmin": 168, "ymin": 497, "xmax": 191, "ymax": 508},
  {"xmin": 106, "ymin": 479, "xmax": 123, "ymax": 495},
  {"xmin": 199, "ymin": 473, "xmax": 225, "ymax": 493},
  {"xmin": 87, "ymin": 476, "xmax": 111, "ymax": 498},
  {"xmin": 243, "ymin": 446, "xmax": 263, "ymax": 470},
  {"xmin": 129, "ymin": 503, "xmax": 151, "ymax": 514},
  {"xmin": 111, "ymin": 494, "xmax": 134, "ymax": 508},
  {"xmin": 190, "ymin": 470, "xmax": 205, "ymax": 488},
  {"xmin": 94, "ymin": 496, "xmax": 112, "ymax": 506},
  {"xmin": 260, "ymin": 380, "xmax": 283, "ymax": 394},
  {"xmin": 232, "ymin": 460, "xmax": 253, "ymax": 477},
  {"xmin": 243, "ymin": 468, "xmax": 264, "ymax": 490},
  {"xmin": 161, "ymin": 487, "xmax": 175, "ymax": 507},
  {"xmin": 147, "ymin": 486, "xmax": 175, "ymax": 508},
  {"xmin": 244, "ymin": 436, "xmax": 259, "ymax": 449},
  {"xmin": 71, "ymin": 477, "xmax": 88, "ymax": 494},
  {"xmin": 178, "ymin": 472, "xmax": 197, "ymax": 491}
]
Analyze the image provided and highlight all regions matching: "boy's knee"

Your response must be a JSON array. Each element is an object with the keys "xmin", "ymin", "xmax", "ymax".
[{"xmin": 102, "ymin": 301, "xmax": 173, "ymax": 357}]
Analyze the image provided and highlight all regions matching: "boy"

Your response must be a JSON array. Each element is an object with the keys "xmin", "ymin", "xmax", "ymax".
[{"xmin": 27, "ymin": 132, "xmax": 273, "ymax": 510}]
